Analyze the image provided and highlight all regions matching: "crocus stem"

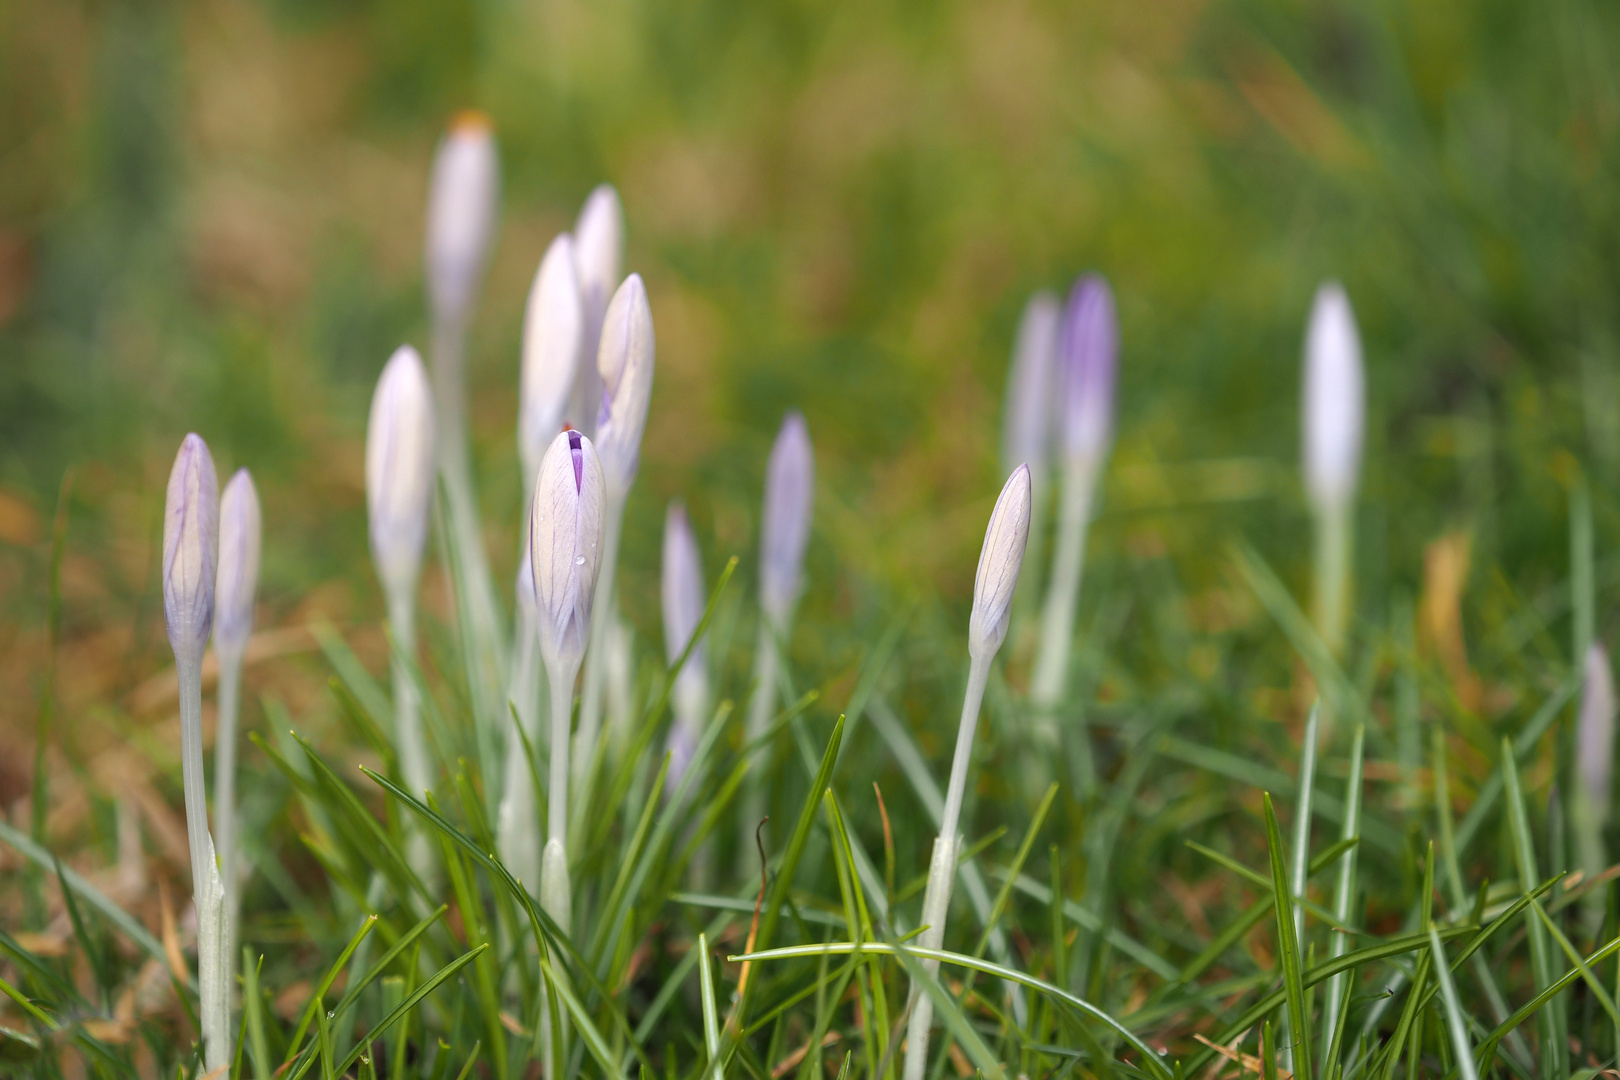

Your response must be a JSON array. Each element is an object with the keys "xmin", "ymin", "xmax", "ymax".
[
  {"xmin": 903, "ymin": 655, "xmax": 991, "ymax": 1080},
  {"xmin": 548, "ymin": 659, "xmax": 579, "ymax": 851},
  {"xmin": 1313, "ymin": 500, "xmax": 1351, "ymax": 657},
  {"xmin": 571, "ymin": 494, "xmax": 625, "ymax": 826},
  {"xmin": 386, "ymin": 590, "xmax": 436, "ymax": 884},
  {"xmin": 178, "ymin": 651, "xmax": 229, "ymax": 1071},
  {"xmin": 497, "ymin": 606, "xmax": 544, "ymax": 893},
  {"xmin": 1030, "ymin": 456, "xmax": 1096, "ymax": 709},
  {"xmin": 738, "ymin": 621, "xmax": 781, "ymax": 873},
  {"xmin": 213, "ymin": 645, "xmax": 244, "ymax": 965}
]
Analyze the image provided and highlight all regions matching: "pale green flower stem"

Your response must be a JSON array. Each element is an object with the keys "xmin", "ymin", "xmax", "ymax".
[
  {"xmin": 1030, "ymin": 456, "xmax": 1097, "ymax": 710},
  {"xmin": 739, "ymin": 620, "xmax": 782, "ymax": 873},
  {"xmin": 386, "ymin": 590, "xmax": 434, "ymax": 876},
  {"xmin": 213, "ymin": 644, "xmax": 245, "ymax": 980},
  {"xmin": 497, "ymin": 605, "xmax": 545, "ymax": 894},
  {"xmin": 572, "ymin": 489, "xmax": 626, "ymax": 841},
  {"xmin": 1312, "ymin": 500, "xmax": 1351, "ymax": 657},
  {"xmin": 903, "ymin": 653, "xmax": 991, "ymax": 1080},
  {"xmin": 177, "ymin": 651, "xmax": 230, "ymax": 1073}
]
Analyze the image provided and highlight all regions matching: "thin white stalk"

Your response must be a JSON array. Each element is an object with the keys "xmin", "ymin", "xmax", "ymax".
[
  {"xmin": 571, "ymin": 495, "xmax": 625, "ymax": 826},
  {"xmin": 738, "ymin": 622, "xmax": 781, "ymax": 870},
  {"xmin": 1312, "ymin": 501, "xmax": 1351, "ymax": 657},
  {"xmin": 178, "ymin": 652, "xmax": 229, "ymax": 1072},
  {"xmin": 213, "ymin": 643, "xmax": 244, "ymax": 970},
  {"xmin": 1290, "ymin": 705, "xmax": 1319, "ymax": 949},
  {"xmin": 542, "ymin": 657, "xmax": 579, "ymax": 937},
  {"xmin": 903, "ymin": 654, "xmax": 991, "ymax": 1080},
  {"xmin": 497, "ymin": 602, "xmax": 544, "ymax": 894},
  {"xmin": 1321, "ymin": 725, "xmax": 1363, "ymax": 1069},
  {"xmin": 386, "ymin": 589, "xmax": 434, "ymax": 874},
  {"xmin": 1030, "ymin": 457, "xmax": 1096, "ymax": 709}
]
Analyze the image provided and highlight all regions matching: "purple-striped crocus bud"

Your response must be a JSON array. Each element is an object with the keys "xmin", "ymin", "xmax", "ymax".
[
  {"xmin": 1578, "ymin": 643, "xmax": 1616, "ymax": 811},
  {"xmin": 529, "ymin": 429, "xmax": 607, "ymax": 670},
  {"xmin": 519, "ymin": 232, "xmax": 584, "ymax": 487},
  {"xmin": 1058, "ymin": 274, "xmax": 1118, "ymax": 466},
  {"xmin": 366, "ymin": 346, "xmax": 437, "ymax": 598},
  {"xmin": 662, "ymin": 500, "xmax": 708, "ymax": 676},
  {"xmin": 968, "ymin": 464, "xmax": 1032, "ymax": 662},
  {"xmin": 163, "ymin": 434, "xmax": 220, "ymax": 663},
  {"xmin": 213, "ymin": 468, "xmax": 261, "ymax": 655},
  {"xmin": 569, "ymin": 184, "xmax": 624, "ymax": 435},
  {"xmin": 425, "ymin": 113, "xmax": 499, "ymax": 328},
  {"xmin": 1001, "ymin": 291, "xmax": 1060, "ymax": 481},
  {"xmin": 760, "ymin": 412, "xmax": 814, "ymax": 630},
  {"xmin": 1302, "ymin": 282, "xmax": 1364, "ymax": 514},
  {"xmin": 593, "ymin": 273, "xmax": 655, "ymax": 493}
]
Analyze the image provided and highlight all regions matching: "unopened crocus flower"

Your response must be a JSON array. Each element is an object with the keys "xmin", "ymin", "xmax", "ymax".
[
  {"xmin": 162, "ymin": 433, "xmax": 230, "ymax": 1073},
  {"xmin": 1302, "ymin": 282, "xmax": 1364, "ymax": 656},
  {"xmin": 423, "ymin": 113, "xmax": 506, "ymax": 764},
  {"xmin": 519, "ymin": 233, "xmax": 584, "ymax": 497},
  {"xmin": 1002, "ymin": 293, "xmax": 1060, "ymax": 640},
  {"xmin": 569, "ymin": 184, "xmax": 624, "ymax": 436},
  {"xmin": 366, "ymin": 346, "xmax": 437, "ymax": 804},
  {"xmin": 904, "ymin": 465, "xmax": 1032, "ymax": 1080},
  {"xmin": 212, "ymin": 467, "xmax": 259, "ymax": 969},
  {"xmin": 1575, "ymin": 643, "xmax": 1616, "ymax": 927},
  {"xmin": 662, "ymin": 501, "xmax": 709, "ymax": 786},
  {"xmin": 1030, "ymin": 275, "xmax": 1116, "ymax": 708},
  {"xmin": 739, "ymin": 412, "xmax": 815, "ymax": 867},
  {"xmin": 529, "ymin": 427, "xmax": 607, "ymax": 933},
  {"xmin": 573, "ymin": 274, "xmax": 655, "ymax": 811}
]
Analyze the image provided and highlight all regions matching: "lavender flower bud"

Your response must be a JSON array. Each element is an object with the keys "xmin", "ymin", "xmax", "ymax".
[
  {"xmin": 1001, "ymin": 291, "xmax": 1060, "ymax": 481},
  {"xmin": 529, "ymin": 429, "xmax": 607, "ymax": 670},
  {"xmin": 425, "ymin": 113, "xmax": 499, "ymax": 328},
  {"xmin": 366, "ymin": 346, "xmax": 437, "ymax": 598},
  {"xmin": 594, "ymin": 273, "xmax": 655, "ymax": 492},
  {"xmin": 1302, "ymin": 282, "xmax": 1364, "ymax": 514},
  {"xmin": 662, "ymin": 501, "xmax": 708, "ymax": 672},
  {"xmin": 213, "ymin": 468, "xmax": 261, "ymax": 655},
  {"xmin": 760, "ymin": 412, "xmax": 814, "ymax": 630},
  {"xmin": 570, "ymin": 184, "xmax": 624, "ymax": 434},
  {"xmin": 163, "ymin": 434, "xmax": 220, "ymax": 663},
  {"xmin": 1578, "ymin": 643, "xmax": 1616, "ymax": 810},
  {"xmin": 1058, "ymin": 275, "xmax": 1118, "ymax": 466},
  {"xmin": 968, "ymin": 464, "xmax": 1032, "ymax": 662},
  {"xmin": 519, "ymin": 233, "xmax": 584, "ymax": 487}
]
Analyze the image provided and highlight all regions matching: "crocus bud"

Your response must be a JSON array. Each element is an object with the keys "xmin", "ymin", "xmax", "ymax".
[
  {"xmin": 163, "ymin": 434, "xmax": 220, "ymax": 662},
  {"xmin": 529, "ymin": 429, "xmax": 607, "ymax": 670},
  {"xmin": 213, "ymin": 468, "xmax": 261, "ymax": 655},
  {"xmin": 594, "ymin": 273, "xmax": 656, "ymax": 492},
  {"xmin": 968, "ymin": 464, "xmax": 1032, "ymax": 661},
  {"xmin": 425, "ymin": 113, "xmax": 499, "ymax": 327},
  {"xmin": 519, "ymin": 233, "xmax": 584, "ymax": 488},
  {"xmin": 1302, "ymin": 282, "xmax": 1364, "ymax": 514},
  {"xmin": 570, "ymin": 184, "xmax": 624, "ymax": 435},
  {"xmin": 1058, "ymin": 275, "xmax": 1118, "ymax": 466},
  {"xmin": 662, "ymin": 501, "xmax": 708, "ymax": 674},
  {"xmin": 1578, "ymin": 643, "xmax": 1616, "ymax": 811},
  {"xmin": 366, "ymin": 346, "xmax": 437, "ymax": 598},
  {"xmin": 760, "ymin": 412, "xmax": 814, "ymax": 630},
  {"xmin": 1001, "ymin": 291, "xmax": 1060, "ymax": 481}
]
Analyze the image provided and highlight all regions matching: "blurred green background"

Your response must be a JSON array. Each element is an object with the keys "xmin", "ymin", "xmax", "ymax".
[{"xmin": 2, "ymin": 0, "xmax": 1619, "ymax": 782}]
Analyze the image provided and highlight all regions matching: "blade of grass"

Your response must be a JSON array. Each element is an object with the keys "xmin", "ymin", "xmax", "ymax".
[
  {"xmin": 1263, "ymin": 792, "xmax": 1313, "ymax": 1080},
  {"xmin": 1322, "ymin": 724, "xmax": 1364, "ymax": 1069},
  {"xmin": 698, "ymin": 933, "xmax": 723, "ymax": 1080},
  {"xmin": 1502, "ymin": 736, "xmax": 1564, "ymax": 1078}
]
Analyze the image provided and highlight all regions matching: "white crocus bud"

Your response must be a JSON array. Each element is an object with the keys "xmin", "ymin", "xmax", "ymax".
[
  {"xmin": 662, "ymin": 501, "xmax": 709, "ymax": 783},
  {"xmin": 593, "ymin": 273, "xmax": 656, "ymax": 495},
  {"xmin": 213, "ymin": 469, "xmax": 261, "ymax": 657},
  {"xmin": 760, "ymin": 412, "xmax": 814, "ymax": 632},
  {"xmin": 425, "ymin": 113, "xmax": 499, "ymax": 330},
  {"xmin": 1579, "ymin": 643, "xmax": 1617, "ymax": 811},
  {"xmin": 570, "ymin": 184, "xmax": 625, "ymax": 436},
  {"xmin": 366, "ymin": 346, "xmax": 437, "ymax": 599},
  {"xmin": 519, "ymin": 233, "xmax": 584, "ymax": 493},
  {"xmin": 1001, "ymin": 292, "xmax": 1060, "ymax": 484},
  {"xmin": 530, "ymin": 429, "xmax": 607, "ymax": 675},
  {"xmin": 968, "ymin": 465, "xmax": 1033, "ymax": 662},
  {"xmin": 163, "ymin": 434, "xmax": 221, "ymax": 665},
  {"xmin": 1302, "ymin": 282, "xmax": 1364, "ymax": 515}
]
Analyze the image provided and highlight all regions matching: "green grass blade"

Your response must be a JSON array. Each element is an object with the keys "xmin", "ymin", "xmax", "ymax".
[
  {"xmin": 1263, "ymin": 792, "xmax": 1312, "ymax": 1080},
  {"xmin": 698, "ymin": 933, "xmax": 723, "ymax": 1080},
  {"xmin": 283, "ymin": 914, "xmax": 377, "ymax": 1067},
  {"xmin": 1502, "ymin": 735, "xmax": 1563, "ymax": 1077},
  {"xmin": 331, "ymin": 944, "xmax": 490, "ymax": 1078}
]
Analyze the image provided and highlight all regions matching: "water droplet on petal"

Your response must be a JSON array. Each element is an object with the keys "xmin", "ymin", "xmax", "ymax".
[{"xmin": 575, "ymin": 555, "xmax": 585, "ymax": 565}]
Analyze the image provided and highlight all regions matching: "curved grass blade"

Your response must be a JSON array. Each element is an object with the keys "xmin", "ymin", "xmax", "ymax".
[
  {"xmin": 1427, "ymin": 930, "xmax": 1478, "ymax": 1080},
  {"xmin": 1263, "ymin": 792, "xmax": 1312, "ymax": 1080}
]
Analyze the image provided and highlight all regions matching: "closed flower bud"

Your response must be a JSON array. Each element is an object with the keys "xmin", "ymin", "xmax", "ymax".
[
  {"xmin": 213, "ymin": 468, "xmax": 261, "ymax": 655},
  {"xmin": 529, "ymin": 429, "xmax": 607, "ymax": 670},
  {"xmin": 520, "ymin": 233, "xmax": 584, "ymax": 488},
  {"xmin": 1002, "ymin": 291, "xmax": 1060, "ymax": 481},
  {"xmin": 760, "ymin": 412, "xmax": 814, "ymax": 630},
  {"xmin": 968, "ymin": 464, "xmax": 1032, "ymax": 662},
  {"xmin": 1302, "ymin": 282, "xmax": 1364, "ymax": 514},
  {"xmin": 662, "ymin": 500, "xmax": 708, "ymax": 677},
  {"xmin": 569, "ymin": 184, "xmax": 624, "ymax": 435},
  {"xmin": 1058, "ymin": 275, "xmax": 1118, "ymax": 466},
  {"xmin": 1578, "ymin": 643, "xmax": 1616, "ymax": 810},
  {"xmin": 163, "ymin": 434, "xmax": 220, "ymax": 662},
  {"xmin": 425, "ymin": 113, "xmax": 499, "ymax": 327},
  {"xmin": 594, "ymin": 273, "xmax": 656, "ymax": 492},
  {"xmin": 366, "ymin": 346, "xmax": 437, "ymax": 598}
]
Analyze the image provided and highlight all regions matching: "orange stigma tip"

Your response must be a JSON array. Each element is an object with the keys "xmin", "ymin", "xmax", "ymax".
[
  {"xmin": 450, "ymin": 109, "xmax": 493, "ymax": 133},
  {"xmin": 561, "ymin": 422, "xmax": 575, "ymax": 432}
]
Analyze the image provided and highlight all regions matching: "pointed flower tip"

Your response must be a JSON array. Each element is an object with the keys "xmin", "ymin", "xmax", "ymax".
[
  {"xmin": 1001, "ymin": 291, "xmax": 1061, "ymax": 478},
  {"xmin": 163, "ymin": 433, "xmax": 220, "ymax": 661},
  {"xmin": 594, "ymin": 274, "xmax": 656, "ymax": 490},
  {"xmin": 1059, "ymin": 274, "xmax": 1118, "ymax": 464},
  {"xmin": 213, "ymin": 468, "xmax": 261, "ymax": 652},
  {"xmin": 1302, "ymin": 280, "xmax": 1365, "ymax": 514},
  {"xmin": 530, "ymin": 428, "xmax": 606, "ymax": 671},
  {"xmin": 366, "ymin": 346, "xmax": 437, "ymax": 597},
  {"xmin": 520, "ymin": 233, "xmax": 584, "ymax": 484},
  {"xmin": 425, "ymin": 119, "xmax": 500, "ymax": 324},
  {"xmin": 968, "ymin": 464, "xmax": 1032, "ymax": 662},
  {"xmin": 760, "ymin": 411, "xmax": 815, "ymax": 626}
]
